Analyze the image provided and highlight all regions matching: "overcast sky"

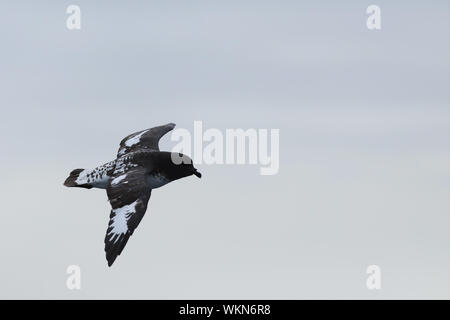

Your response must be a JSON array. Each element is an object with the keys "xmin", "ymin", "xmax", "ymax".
[{"xmin": 0, "ymin": 0, "xmax": 448, "ymax": 299}]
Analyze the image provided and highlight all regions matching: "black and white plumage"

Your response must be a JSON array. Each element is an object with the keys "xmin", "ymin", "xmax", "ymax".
[{"xmin": 64, "ymin": 123, "xmax": 201, "ymax": 267}]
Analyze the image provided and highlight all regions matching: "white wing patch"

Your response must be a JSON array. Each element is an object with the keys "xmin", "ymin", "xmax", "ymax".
[
  {"xmin": 108, "ymin": 200, "xmax": 139, "ymax": 243},
  {"xmin": 125, "ymin": 130, "xmax": 149, "ymax": 147},
  {"xmin": 111, "ymin": 174, "xmax": 127, "ymax": 185},
  {"xmin": 117, "ymin": 148, "xmax": 127, "ymax": 156}
]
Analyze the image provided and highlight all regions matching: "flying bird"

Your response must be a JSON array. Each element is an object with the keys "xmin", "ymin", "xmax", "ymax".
[{"xmin": 64, "ymin": 123, "xmax": 201, "ymax": 266}]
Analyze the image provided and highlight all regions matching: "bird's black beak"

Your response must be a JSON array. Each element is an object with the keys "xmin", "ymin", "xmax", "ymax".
[{"xmin": 193, "ymin": 169, "xmax": 202, "ymax": 178}]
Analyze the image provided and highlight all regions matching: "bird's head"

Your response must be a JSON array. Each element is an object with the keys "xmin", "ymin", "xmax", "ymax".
[{"xmin": 168, "ymin": 153, "xmax": 202, "ymax": 180}]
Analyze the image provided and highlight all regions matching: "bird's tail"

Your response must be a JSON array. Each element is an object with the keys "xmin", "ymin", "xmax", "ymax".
[{"xmin": 64, "ymin": 168, "xmax": 93, "ymax": 189}]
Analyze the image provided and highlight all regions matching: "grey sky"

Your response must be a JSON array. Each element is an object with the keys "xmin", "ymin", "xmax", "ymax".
[{"xmin": 0, "ymin": 0, "xmax": 448, "ymax": 298}]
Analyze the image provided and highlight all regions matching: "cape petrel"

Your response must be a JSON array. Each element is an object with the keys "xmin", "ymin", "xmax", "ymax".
[{"xmin": 64, "ymin": 123, "xmax": 201, "ymax": 266}]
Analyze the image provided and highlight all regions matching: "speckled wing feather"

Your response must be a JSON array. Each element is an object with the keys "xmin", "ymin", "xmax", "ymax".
[
  {"xmin": 117, "ymin": 123, "xmax": 176, "ymax": 157},
  {"xmin": 104, "ymin": 167, "xmax": 152, "ymax": 267}
]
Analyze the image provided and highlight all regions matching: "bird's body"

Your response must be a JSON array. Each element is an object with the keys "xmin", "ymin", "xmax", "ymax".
[
  {"xmin": 69, "ymin": 151, "xmax": 178, "ymax": 190},
  {"xmin": 64, "ymin": 123, "xmax": 201, "ymax": 266}
]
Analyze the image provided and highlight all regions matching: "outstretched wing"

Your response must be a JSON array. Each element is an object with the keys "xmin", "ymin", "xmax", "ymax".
[
  {"xmin": 117, "ymin": 123, "xmax": 176, "ymax": 157},
  {"xmin": 105, "ymin": 167, "xmax": 152, "ymax": 267}
]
